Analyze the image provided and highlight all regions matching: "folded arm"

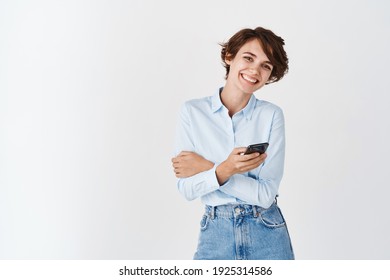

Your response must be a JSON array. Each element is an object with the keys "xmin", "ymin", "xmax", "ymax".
[
  {"xmin": 173, "ymin": 103, "xmax": 221, "ymax": 200},
  {"xmin": 172, "ymin": 103, "xmax": 264, "ymax": 201},
  {"xmin": 173, "ymin": 103, "xmax": 285, "ymax": 208}
]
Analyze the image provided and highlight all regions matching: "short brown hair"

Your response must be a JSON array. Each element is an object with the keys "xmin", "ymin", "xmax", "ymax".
[{"xmin": 220, "ymin": 27, "xmax": 288, "ymax": 84}]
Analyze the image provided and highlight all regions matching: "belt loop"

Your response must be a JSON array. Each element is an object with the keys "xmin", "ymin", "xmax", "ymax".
[
  {"xmin": 210, "ymin": 206, "xmax": 215, "ymax": 220},
  {"xmin": 253, "ymin": 206, "xmax": 259, "ymax": 217}
]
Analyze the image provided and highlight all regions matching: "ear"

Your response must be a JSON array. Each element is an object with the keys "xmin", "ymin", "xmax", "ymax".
[{"xmin": 224, "ymin": 53, "xmax": 232, "ymax": 65}]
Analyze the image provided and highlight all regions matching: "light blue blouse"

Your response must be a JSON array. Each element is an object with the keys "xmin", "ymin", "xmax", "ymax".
[{"xmin": 174, "ymin": 88, "xmax": 285, "ymax": 208}]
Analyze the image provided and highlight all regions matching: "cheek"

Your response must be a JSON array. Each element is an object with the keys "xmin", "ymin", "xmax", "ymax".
[
  {"xmin": 261, "ymin": 69, "xmax": 272, "ymax": 79},
  {"xmin": 231, "ymin": 61, "xmax": 246, "ymax": 71}
]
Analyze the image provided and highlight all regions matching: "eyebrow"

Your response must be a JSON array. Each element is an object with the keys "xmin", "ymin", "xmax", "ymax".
[
  {"xmin": 243, "ymin": 52, "xmax": 256, "ymax": 57},
  {"xmin": 243, "ymin": 52, "xmax": 273, "ymax": 65}
]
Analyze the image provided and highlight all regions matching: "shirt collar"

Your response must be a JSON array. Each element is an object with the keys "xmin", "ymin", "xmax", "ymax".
[
  {"xmin": 211, "ymin": 88, "xmax": 224, "ymax": 113},
  {"xmin": 211, "ymin": 87, "xmax": 257, "ymax": 120}
]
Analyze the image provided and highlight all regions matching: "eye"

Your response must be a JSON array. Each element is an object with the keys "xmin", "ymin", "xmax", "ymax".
[
  {"xmin": 244, "ymin": 56, "xmax": 253, "ymax": 62},
  {"xmin": 263, "ymin": 64, "xmax": 273, "ymax": 71}
]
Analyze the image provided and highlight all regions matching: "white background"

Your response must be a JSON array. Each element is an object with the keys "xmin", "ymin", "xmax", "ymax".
[{"xmin": 1, "ymin": 0, "xmax": 389, "ymax": 259}]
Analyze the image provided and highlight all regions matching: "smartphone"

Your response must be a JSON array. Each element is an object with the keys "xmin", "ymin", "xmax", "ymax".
[{"xmin": 244, "ymin": 142, "xmax": 269, "ymax": 155}]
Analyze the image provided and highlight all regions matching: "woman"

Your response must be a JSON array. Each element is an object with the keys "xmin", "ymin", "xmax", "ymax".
[{"xmin": 172, "ymin": 27, "xmax": 294, "ymax": 260}]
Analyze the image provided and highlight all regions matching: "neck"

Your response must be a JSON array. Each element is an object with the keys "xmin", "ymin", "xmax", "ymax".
[{"xmin": 220, "ymin": 84, "xmax": 252, "ymax": 117}]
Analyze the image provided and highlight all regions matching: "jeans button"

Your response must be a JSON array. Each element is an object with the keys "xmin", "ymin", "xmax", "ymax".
[{"xmin": 235, "ymin": 208, "xmax": 241, "ymax": 214}]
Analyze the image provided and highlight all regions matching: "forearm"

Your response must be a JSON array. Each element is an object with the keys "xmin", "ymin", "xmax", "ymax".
[
  {"xmin": 177, "ymin": 165, "xmax": 220, "ymax": 201},
  {"xmin": 215, "ymin": 161, "xmax": 232, "ymax": 185},
  {"xmin": 215, "ymin": 151, "xmax": 265, "ymax": 185},
  {"xmin": 219, "ymin": 174, "xmax": 281, "ymax": 208}
]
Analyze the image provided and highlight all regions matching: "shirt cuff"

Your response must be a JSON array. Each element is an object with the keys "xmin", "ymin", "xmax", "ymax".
[
  {"xmin": 208, "ymin": 162, "xmax": 234, "ymax": 188},
  {"xmin": 200, "ymin": 163, "xmax": 219, "ymax": 188},
  {"xmin": 218, "ymin": 172, "xmax": 234, "ymax": 189}
]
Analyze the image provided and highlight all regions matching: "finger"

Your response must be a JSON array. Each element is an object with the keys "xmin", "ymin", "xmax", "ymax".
[
  {"xmin": 241, "ymin": 164, "xmax": 260, "ymax": 172},
  {"xmin": 250, "ymin": 155, "xmax": 267, "ymax": 166},
  {"xmin": 172, "ymin": 156, "xmax": 182, "ymax": 163},
  {"xmin": 256, "ymin": 153, "xmax": 267, "ymax": 163},
  {"xmin": 238, "ymin": 157, "xmax": 264, "ymax": 170},
  {"xmin": 247, "ymin": 154, "xmax": 266, "ymax": 165},
  {"xmin": 174, "ymin": 167, "xmax": 185, "ymax": 177},
  {"xmin": 239, "ymin": 160, "xmax": 264, "ymax": 172},
  {"xmin": 247, "ymin": 151, "xmax": 268, "ymax": 160},
  {"xmin": 239, "ymin": 152, "xmax": 260, "ymax": 161},
  {"xmin": 174, "ymin": 170, "xmax": 186, "ymax": 178},
  {"xmin": 172, "ymin": 156, "xmax": 183, "ymax": 164},
  {"xmin": 233, "ymin": 147, "xmax": 248, "ymax": 155}
]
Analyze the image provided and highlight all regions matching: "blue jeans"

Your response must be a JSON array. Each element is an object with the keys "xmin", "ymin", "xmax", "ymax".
[{"xmin": 193, "ymin": 203, "xmax": 294, "ymax": 260}]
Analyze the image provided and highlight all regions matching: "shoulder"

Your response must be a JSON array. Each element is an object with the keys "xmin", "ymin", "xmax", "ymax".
[
  {"xmin": 254, "ymin": 98, "xmax": 284, "ymax": 116},
  {"xmin": 181, "ymin": 95, "xmax": 213, "ymax": 113},
  {"xmin": 252, "ymin": 98, "xmax": 285, "ymax": 127},
  {"xmin": 183, "ymin": 95, "xmax": 212, "ymax": 107}
]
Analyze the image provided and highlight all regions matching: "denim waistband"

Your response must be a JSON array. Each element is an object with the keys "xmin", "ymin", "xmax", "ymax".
[{"xmin": 204, "ymin": 204, "xmax": 274, "ymax": 219}]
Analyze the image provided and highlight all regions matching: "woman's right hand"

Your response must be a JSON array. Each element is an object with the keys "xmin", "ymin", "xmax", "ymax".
[{"xmin": 216, "ymin": 147, "xmax": 267, "ymax": 185}]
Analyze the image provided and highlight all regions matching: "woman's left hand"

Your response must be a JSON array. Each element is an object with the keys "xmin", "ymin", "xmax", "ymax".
[{"xmin": 171, "ymin": 151, "xmax": 214, "ymax": 178}]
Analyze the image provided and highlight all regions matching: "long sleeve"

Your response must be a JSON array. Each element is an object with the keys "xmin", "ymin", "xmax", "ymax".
[
  {"xmin": 173, "ymin": 91, "xmax": 286, "ymax": 207},
  {"xmin": 174, "ymin": 102, "xmax": 220, "ymax": 201},
  {"xmin": 218, "ymin": 108, "xmax": 285, "ymax": 208}
]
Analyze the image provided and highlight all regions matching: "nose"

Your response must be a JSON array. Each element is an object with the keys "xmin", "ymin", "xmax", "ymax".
[{"xmin": 248, "ymin": 67, "xmax": 260, "ymax": 76}]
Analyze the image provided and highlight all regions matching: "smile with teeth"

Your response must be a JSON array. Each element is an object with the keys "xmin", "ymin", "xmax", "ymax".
[{"xmin": 241, "ymin": 73, "xmax": 258, "ymax": 84}]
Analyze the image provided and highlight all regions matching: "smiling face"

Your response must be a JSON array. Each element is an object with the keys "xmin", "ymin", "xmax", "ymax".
[{"xmin": 225, "ymin": 39, "xmax": 273, "ymax": 95}]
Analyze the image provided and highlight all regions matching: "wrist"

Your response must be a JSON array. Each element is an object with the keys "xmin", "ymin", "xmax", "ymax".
[
  {"xmin": 206, "ymin": 160, "xmax": 215, "ymax": 171},
  {"xmin": 215, "ymin": 161, "xmax": 232, "ymax": 185}
]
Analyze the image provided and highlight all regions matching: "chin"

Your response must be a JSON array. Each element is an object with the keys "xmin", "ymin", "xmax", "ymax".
[{"xmin": 240, "ymin": 84, "xmax": 262, "ymax": 95}]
